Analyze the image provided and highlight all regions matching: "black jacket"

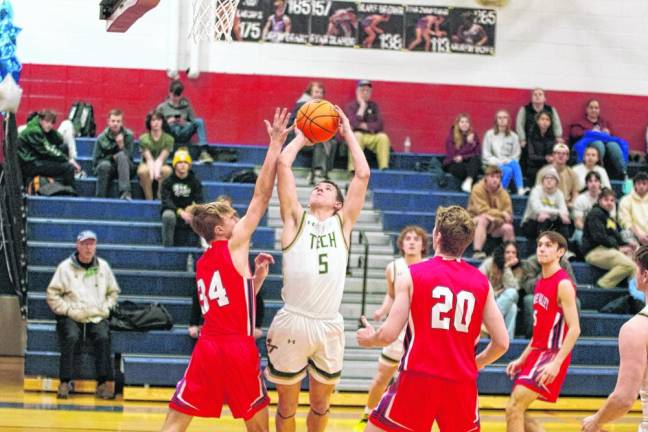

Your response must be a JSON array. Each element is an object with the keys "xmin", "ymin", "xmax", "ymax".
[
  {"xmin": 581, "ymin": 204, "xmax": 626, "ymax": 256},
  {"xmin": 160, "ymin": 171, "xmax": 203, "ymax": 215}
]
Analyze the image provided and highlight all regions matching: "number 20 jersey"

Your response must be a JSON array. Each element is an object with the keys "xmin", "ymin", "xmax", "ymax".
[
  {"xmin": 404, "ymin": 256, "xmax": 490, "ymax": 381},
  {"xmin": 196, "ymin": 240, "xmax": 256, "ymax": 338}
]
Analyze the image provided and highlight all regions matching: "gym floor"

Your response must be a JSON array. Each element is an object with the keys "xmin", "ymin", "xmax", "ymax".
[{"xmin": 0, "ymin": 358, "xmax": 641, "ymax": 431}]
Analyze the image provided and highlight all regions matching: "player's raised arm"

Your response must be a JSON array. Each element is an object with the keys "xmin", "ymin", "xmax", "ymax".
[
  {"xmin": 338, "ymin": 107, "xmax": 370, "ymax": 233},
  {"xmin": 476, "ymin": 288, "xmax": 509, "ymax": 369},
  {"xmin": 357, "ymin": 268, "xmax": 411, "ymax": 347},
  {"xmin": 230, "ymin": 108, "xmax": 290, "ymax": 250},
  {"xmin": 373, "ymin": 263, "xmax": 395, "ymax": 321},
  {"xmin": 277, "ymin": 128, "xmax": 309, "ymax": 234}
]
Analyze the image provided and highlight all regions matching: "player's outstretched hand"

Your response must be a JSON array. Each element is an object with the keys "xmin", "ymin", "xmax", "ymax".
[
  {"xmin": 356, "ymin": 316, "xmax": 376, "ymax": 348},
  {"xmin": 264, "ymin": 107, "xmax": 293, "ymax": 146},
  {"xmin": 294, "ymin": 125, "xmax": 315, "ymax": 147},
  {"xmin": 254, "ymin": 252, "xmax": 275, "ymax": 279},
  {"xmin": 581, "ymin": 415, "xmax": 605, "ymax": 432},
  {"xmin": 334, "ymin": 105, "xmax": 352, "ymax": 140},
  {"xmin": 505, "ymin": 358, "xmax": 522, "ymax": 379}
]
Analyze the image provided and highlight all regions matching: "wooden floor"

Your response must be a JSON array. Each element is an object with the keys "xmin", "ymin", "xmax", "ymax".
[{"xmin": 0, "ymin": 357, "xmax": 641, "ymax": 431}]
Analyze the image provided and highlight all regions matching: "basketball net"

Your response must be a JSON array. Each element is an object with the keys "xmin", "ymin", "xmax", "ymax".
[{"xmin": 190, "ymin": 0, "xmax": 240, "ymax": 42}]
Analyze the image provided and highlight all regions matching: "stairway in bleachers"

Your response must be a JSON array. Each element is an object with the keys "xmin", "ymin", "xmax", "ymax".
[{"xmin": 24, "ymin": 138, "xmax": 629, "ymax": 399}]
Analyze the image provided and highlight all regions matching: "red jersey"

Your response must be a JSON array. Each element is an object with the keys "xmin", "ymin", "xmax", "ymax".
[
  {"xmin": 195, "ymin": 240, "xmax": 255, "ymax": 338},
  {"xmin": 530, "ymin": 268, "xmax": 575, "ymax": 350},
  {"xmin": 404, "ymin": 256, "xmax": 489, "ymax": 381}
]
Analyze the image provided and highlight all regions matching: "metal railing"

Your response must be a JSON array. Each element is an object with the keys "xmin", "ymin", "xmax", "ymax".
[
  {"xmin": 357, "ymin": 230, "xmax": 370, "ymax": 319},
  {"xmin": 0, "ymin": 113, "xmax": 28, "ymax": 316}
]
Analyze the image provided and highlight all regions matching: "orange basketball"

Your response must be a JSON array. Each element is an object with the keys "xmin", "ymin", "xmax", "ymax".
[{"xmin": 295, "ymin": 99, "xmax": 340, "ymax": 143}]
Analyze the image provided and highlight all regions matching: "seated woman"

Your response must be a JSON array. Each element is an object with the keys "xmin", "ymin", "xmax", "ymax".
[
  {"xmin": 569, "ymin": 99, "xmax": 628, "ymax": 179},
  {"xmin": 482, "ymin": 109, "xmax": 528, "ymax": 196},
  {"xmin": 572, "ymin": 145, "xmax": 611, "ymax": 190},
  {"xmin": 525, "ymin": 111, "xmax": 556, "ymax": 183},
  {"xmin": 521, "ymin": 167, "xmax": 571, "ymax": 250},
  {"xmin": 442, "ymin": 113, "xmax": 481, "ymax": 193},
  {"xmin": 478, "ymin": 241, "xmax": 524, "ymax": 338}
]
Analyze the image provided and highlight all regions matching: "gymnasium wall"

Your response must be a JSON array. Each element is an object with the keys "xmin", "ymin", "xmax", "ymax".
[{"xmin": 12, "ymin": 0, "xmax": 648, "ymax": 152}]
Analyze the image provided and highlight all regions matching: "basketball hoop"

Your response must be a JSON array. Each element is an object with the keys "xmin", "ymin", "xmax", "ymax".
[{"xmin": 190, "ymin": 0, "xmax": 240, "ymax": 42}]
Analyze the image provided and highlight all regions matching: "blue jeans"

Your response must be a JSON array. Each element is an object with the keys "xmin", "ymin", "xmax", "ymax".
[
  {"xmin": 496, "ymin": 288, "xmax": 519, "ymax": 339},
  {"xmin": 500, "ymin": 160, "xmax": 524, "ymax": 189},
  {"xmin": 169, "ymin": 118, "xmax": 207, "ymax": 146},
  {"xmin": 587, "ymin": 140, "xmax": 625, "ymax": 179}
]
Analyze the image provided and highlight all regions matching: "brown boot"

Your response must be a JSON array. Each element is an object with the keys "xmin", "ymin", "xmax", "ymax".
[
  {"xmin": 95, "ymin": 381, "xmax": 115, "ymax": 399},
  {"xmin": 57, "ymin": 381, "xmax": 74, "ymax": 399}
]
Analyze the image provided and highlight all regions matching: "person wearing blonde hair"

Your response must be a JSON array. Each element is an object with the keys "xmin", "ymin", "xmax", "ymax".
[
  {"xmin": 355, "ymin": 225, "xmax": 428, "ymax": 431},
  {"xmin": 160, "ymin": 148, "xmax": 203, "ymax": 247},
  {"xmin": 482, "ymin": 109, "xmax": 528, "ymax": 196},
  {"xmin": 161, "ymin": 108, "xmax": 291, "ymax": 432},
  {"xmin": 443, "ymin": 113, "xmax": 481, "ymax": 193}
]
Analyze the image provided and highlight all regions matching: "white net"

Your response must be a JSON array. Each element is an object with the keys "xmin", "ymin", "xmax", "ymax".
[{"xmin": 190, "ymin": 0, "xmax": 240, "ymax": 42}]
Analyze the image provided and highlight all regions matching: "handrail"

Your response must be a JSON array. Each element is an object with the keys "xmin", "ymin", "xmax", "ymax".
[{"xmin": 358, "ymin": 230, "xmax": 370, "ymax": 319}]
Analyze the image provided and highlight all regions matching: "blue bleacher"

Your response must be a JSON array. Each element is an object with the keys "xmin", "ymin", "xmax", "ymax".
[{"xmin": 23, "ymin": 138, "xmax": 632, "ymax": 397}]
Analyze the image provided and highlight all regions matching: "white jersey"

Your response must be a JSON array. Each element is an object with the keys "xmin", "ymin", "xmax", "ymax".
[{"xmin": 281, "ymin": 211, "xmax": 349, "ymax": 319}]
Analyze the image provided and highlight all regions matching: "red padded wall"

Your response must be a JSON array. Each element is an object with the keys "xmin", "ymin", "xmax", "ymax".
[{"xmin": 18, "ymin": 63, "xmax": 648, "ymax": 153}]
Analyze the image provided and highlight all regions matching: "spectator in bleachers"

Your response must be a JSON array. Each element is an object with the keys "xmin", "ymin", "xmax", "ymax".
[
  {"xmin": 93, "ymin": 109, "xmax": 135, "ymax": 200},
  {"xmin": 17, "ymin": 109, "xmax": 80, "ymax": 190},
  {"xmin": 582, "ymin": 188, "xmax": 637, "ymax": 289},
  {"xmin": 442, "ymin": 113, "xmax": 481, "ymax": 193},
  {"xmin": 619, "ymin": 172, "xmax": 648, "ymax": 246},
  {"xmin": 519, "ymin": 252, "xmax": 576, "ymax": 338},
  {"xmin": 522, "ymin": 167, "xmax": 571, "ymax": 246},
  {"xmin": 137, "ymin": 111, "xmax": 174, "ymax": 200},
  {"xmin": 46, "ymin": 230, "xmax": 120, "ymax": 399},
  {"xmin": 572, "ymin": 146, "xmax": 611, "ymax": 190},
  {"xmin": 570, "ymin": 99, "xmax": 627, "ymax": 180},
  {"xmin": 524, "ymin": 111, "xmax": 557, "ymax": 183},
  {"xmin": 479, "ymin": 241, "xmax": 523, "ymax": 338},
  {"xmin": 18, "ymin": 111, "xmax": 78, "ymax": 161},
  {"xmin": 161, "ymin": 149, "xmax": 204, "ymax": 247},
  {"xmin": 157, "ymin": 79, "xmax": 212, "ymax": 163},
  {"xmin": 572, "ymin": 171, "xmax": 603, "ymax": 251},
  {"xmin": 467, "ymin": 165, "xmax": 515, "ymax": 260},
  {"xmin": 482, "ymin": 109, "xmax": 528, "ymax": 196},
  {"xmin": 288, "ymin": 81, "xmax": 339, "ymax": 185},
  {"xmin": 345, "ymin": 79, "xmax": 391, "ymax": 172},
  {"xmin": 515, "ymin": 88, "xmax": 564, "ymax": 149},
  {"xmin": 535, "ymin": 143, "xmax": 580, "ymax": 208}
]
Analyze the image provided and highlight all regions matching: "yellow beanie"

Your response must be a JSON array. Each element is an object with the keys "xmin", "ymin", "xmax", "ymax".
[{"xmin": 172, "ymin": 149, "xmax": 192, "ymax": 167}]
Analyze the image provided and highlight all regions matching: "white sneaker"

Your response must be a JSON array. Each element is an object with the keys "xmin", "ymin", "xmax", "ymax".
[
  {"xmin": 517, "ymin": 187, "xmax": 530, "ymax": 196},
  {"xmin": 461, "ymin": 177, "xmax": 473, "ymax": 193}
]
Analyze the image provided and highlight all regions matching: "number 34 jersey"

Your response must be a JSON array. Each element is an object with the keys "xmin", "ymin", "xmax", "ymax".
[
  {"xmin": 195, "ymin": 240, "xmax": 256, "ymax": 338},
  {"xmin": 404, "ymin": 256, "xmax": 490, "ymax": 381},
  {"xmin": 281, "ymin": 211, "xmax": 349, "ymax": 319}
]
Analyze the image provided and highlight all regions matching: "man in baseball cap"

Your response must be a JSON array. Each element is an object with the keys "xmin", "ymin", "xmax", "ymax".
[{"xmin": 47, "ymin": 229, "xmax": 120, "ymax": 400}]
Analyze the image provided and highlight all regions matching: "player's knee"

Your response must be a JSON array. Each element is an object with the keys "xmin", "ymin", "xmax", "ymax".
[
  {"xmin": 505, "ymin": 397, "xmax": 524, "ymax": 420},
  {"xmin": 276, "ymin": 401, "xmax": 297, "ymax": 419}
]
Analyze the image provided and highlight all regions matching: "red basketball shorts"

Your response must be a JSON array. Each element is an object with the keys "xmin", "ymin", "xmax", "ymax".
[{"xmin": 514, "ymin": 348, "xmax": 571, "ymax": 403}]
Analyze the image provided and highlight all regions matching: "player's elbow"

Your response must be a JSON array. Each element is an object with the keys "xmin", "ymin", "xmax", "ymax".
[
  {"xmin": 492, "ymin": 331, "xmax": 510, "ymax": 356},
  {"xmin": 610, "ymin": 392, "xmax": 636, "ymax": 412},
  {"xmin": 354, "ymin": 165, "xmax": 371, "ymax": 181}
]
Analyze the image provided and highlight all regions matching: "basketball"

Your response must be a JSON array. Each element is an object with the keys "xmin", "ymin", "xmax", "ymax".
[{"xmin": 295, "ymin": 99, "xmax": 340, "ymax": 143}]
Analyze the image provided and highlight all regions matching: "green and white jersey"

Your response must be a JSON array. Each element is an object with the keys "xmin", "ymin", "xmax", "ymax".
[{"xmin": 281, "ymin": 211, "xmax": 349, "ymax": 319}]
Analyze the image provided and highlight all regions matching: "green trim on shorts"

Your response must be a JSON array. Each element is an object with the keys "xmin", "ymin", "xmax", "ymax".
[
  {"xmin": 267, "ymin": 358, "xmax": 308, "ymax": 379},
  {"xmin": 379, "ymin": 353, "xmax": 400, "ymax": 365},
  {"xmin": 307, "ymin": 359, "xmax": 341, "ymax": 379},
  {"xmin": 282, "ymin": 211, "xmax": 307, "ymax": 252}
]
